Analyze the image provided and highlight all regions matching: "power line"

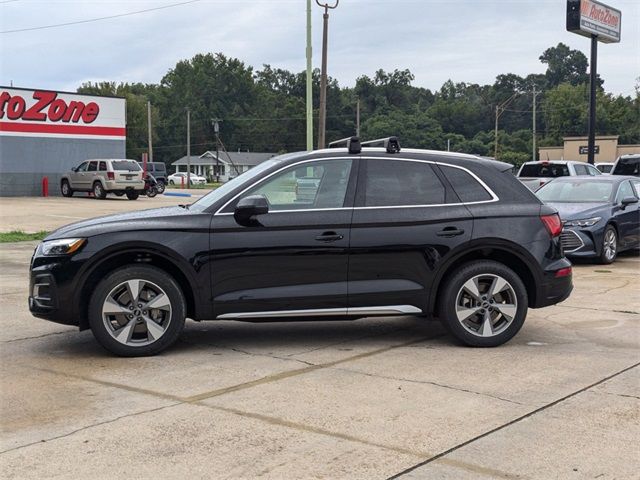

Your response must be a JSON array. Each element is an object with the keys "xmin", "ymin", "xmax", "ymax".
[{"xmin": 0, "ymin": 0, "xmax": 202, "ymax": 34}]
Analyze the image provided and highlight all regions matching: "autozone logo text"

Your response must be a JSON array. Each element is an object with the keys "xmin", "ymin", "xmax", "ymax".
[
  {"xmin": 0, "ymin": 90, "xmax": 100, "ymax": 124},
  {"xmin": 581, "ymin": 0, "xmax": 620, "ymax": 28}
]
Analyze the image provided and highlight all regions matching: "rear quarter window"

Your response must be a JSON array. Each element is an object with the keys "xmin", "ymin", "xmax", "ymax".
[
  {"xmin": 112, "ymin": 161, "xmax": 141, "ymax": 172},
  {"xmin": 519, "ymin": 164, "xmax": 569, "ymax": 177},
  {"xmin": 439, "ymin": 165, "xmax": 493, "ymax": 203}
]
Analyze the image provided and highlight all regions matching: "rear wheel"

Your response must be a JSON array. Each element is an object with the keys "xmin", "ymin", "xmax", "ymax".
[
  {"xmin": 61, "ymin": 180, "xmax": 73, "ymax": 197},
  {"xmin": 88, "ymin": 265, "xmax": 186, "ymax": 356},
  {"xmin": 598, "ymin": 225, "xmax": 617, "ymax": 264},
  {"xmin": 437, "ymin": 260, "xmax": 528, "ymax": 347},
  {"xmin": 155, "ymin": 181, "xmax": 166, "ymax": 194},
  {"xmin": 93, "ymin": 182, "xmax": 107, "ymax": 199},
  {"xmin": 126, "ymin": 191, "xmax": 139, "ymax": 200}
]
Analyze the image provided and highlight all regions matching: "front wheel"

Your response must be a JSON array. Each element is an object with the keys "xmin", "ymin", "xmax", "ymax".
[
  {"xmin": 61, "ymin": 180, "xmax": 73, "ymax": 197},
  {"xmin": 126, "ymin": 191, "xmax": 139, "ymax": 200},
  {"xmin": 598, "ymin": 225, "xmax": 617, "ymax": 264},
  {"xmin": 155, "ymin": 181, "xmax": 165, "ymax": 194},
  {"xmin": 437, "ymin": 260, "xmax": 528, "ymax": 347},
  {"xmin": 88, "ymin": 265, "xmax": 186, "ymax": 356}
]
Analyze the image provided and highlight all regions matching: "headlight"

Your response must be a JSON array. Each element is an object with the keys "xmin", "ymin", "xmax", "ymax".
[
  {"xmin": 38, "ymin": 238, "xmax": 86, "ymax": 256},
  {"xmin": 564, "ymin": 217, "xmax": 601, "ymax": 227}
]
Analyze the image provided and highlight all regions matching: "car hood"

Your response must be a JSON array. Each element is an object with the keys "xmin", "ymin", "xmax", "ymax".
[
  {"xmin": 45, "ymin": 205, "xmax": 199, "ymax": 240},
  {"xmin": 544, "ymin": 202, "xmax": 609, "ymax": 221}
]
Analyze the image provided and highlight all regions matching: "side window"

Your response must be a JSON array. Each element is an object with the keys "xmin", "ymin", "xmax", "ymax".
[
  {"xmin": 363, "ymin": 160, "xmax": 445, "ymax": 207},
  {"xmin": 76, "ymin": 162, "xmax": 88, "ymax": 172},
  {"xmin": 632, "ymin": 180, "xmax": 640, "ymax": 197},
  {"xmin": 438, "ymin": 165, "xmax": 492, "ymax": 203},
  {"xmin": 236, "ymin": 159, "xmax": 352, "ymax": 211},
  {"xmin": 99, "ymin": 161, "xmax": 107, "ymax": 171},
  {"xmin": 87, "ymin": 161, "xmax": 97, "ymax": 172},
  {"xmin": 615, "ymin": 181, "xmax": 634, "ymax": 203},
  {"xmin": 586, "ymin": 165, "xmax": 600, "ymax": 176},
  {"xmin": 574, "ymin": 164, "xmax": 587, "ymax": 175}
]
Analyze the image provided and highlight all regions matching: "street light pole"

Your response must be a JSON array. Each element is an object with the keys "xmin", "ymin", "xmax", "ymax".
[
  {"xmin": 315, "ymin": 0, "xmax": 339, "ymax": 150},
  {"xmin": 306, "ymin": 0, "xmax": 313, "ymax": 151},
  {"xmin": 186, "ymin": 108, "xmax": 191, "ymax": 188},
  {"xmin": 493, "ymin": 92, "xmax": 518, "ymax": 160}
]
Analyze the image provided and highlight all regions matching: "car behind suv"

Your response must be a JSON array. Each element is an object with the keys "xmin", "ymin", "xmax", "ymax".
[
  {"xmin": 517, "ymin": 160, "xmax": 600, "ymax": 191},
  {"xmin": 138, "ymin": 161, "xmax": 168, "ymax": 185},
  {"xmin": 31, "ymin": 137, "xmax": 573, "ymax": 356},
  {"xmin": 61, "ymin": 159, "xmax": 144, "ymax": 200},
  {"xmin": 611, "ymin": 154, "xmax": 640, "ymax": 177}
]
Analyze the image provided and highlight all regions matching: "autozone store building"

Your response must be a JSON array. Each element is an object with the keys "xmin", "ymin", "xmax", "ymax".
[{"xmin": 0, "ymin": 87, "xmax": 126, "ymax": 196}]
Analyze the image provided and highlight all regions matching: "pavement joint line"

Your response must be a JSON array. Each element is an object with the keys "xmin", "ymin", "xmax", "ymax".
[
  {"xmin": 386, "ymin": 361, "xmax": 640, "ymax": 480},
  {"xmin": 182, "ymin": 334, "xmax": 442, "ymax": 403},
  {"xmin": 4, "ymin": 330, "xmax": 73, "ymax": 343},
  {"xmin": 553, "ymin": 304, "xmax": 639, "ymax": 315},
  {"xmin": 329, "ymin": 367, "xmax": 529, "ymax": 407},
  {"xmin": 0, "ymin": 402, "xmax": 182, "ymax": 456}
]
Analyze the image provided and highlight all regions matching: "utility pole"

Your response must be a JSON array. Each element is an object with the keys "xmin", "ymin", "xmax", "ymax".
[
  {"xmin": 356, "ymin": 97, "xmax": 360, "ymax": 137},
  {"xmin": 212, "ymin": 119, "xmax": 221, "ymax": 183},
  {"xmin": 532, "ymin": 85, "xmax": 537, "ymax": 162},
  {"xmin": 587, "ymin": 35, "xmax": 598, "ymax": 165},
  {"xmin": 306, "ymin": 0, "xmax": 313, "ymax": 151},
  {"xmin": 493, "ymin": 92, "xmax": 518, "ymax": 160},
  {"xmin": 447, "ymin": 138, "xmax": 451, "ymax": 152},
  {"xmin": 315, "ymin": 0, "xmax": 339, "ymax": 149},
  {"xmin": 186, "ymin": 108, "xmax": 191, "ymax": 188},
  {"xmin": 147, "ymin": 101, "xmax": 153, "ymax": 162}
]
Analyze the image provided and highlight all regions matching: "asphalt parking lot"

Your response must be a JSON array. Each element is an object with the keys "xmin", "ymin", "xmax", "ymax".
[{"xmin": 1, "ymin": 197, "xmax": 639, "ymax": 479}]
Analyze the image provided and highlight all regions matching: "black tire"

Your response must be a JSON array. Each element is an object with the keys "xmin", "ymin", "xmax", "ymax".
[
  {"xmin": 598, "ymin": 225, "xmax": 618, "ymax": 264},
  {"xmin": 437, "ymin": 260, "xmax": 528, "ymax": 347},
  {"xmin": 155, "ymin": 181, "xmax": 166, "ymax": 194},
  {"xmin": 61, "ymin": 180, "xmax": 73, "ymax": 197},
  {"xmin": 146, "ymin": 188, "xmax": 157, "ymax": 198},
  {"xmin": 93, "ymin": 181, "xmax": 107, "ymax": 199},
  {"xmin": 88, "ymin": 265, "xmax": 186, "ymax": 356},
  {"xmin": 126, "ymin": 191, "xmax": 139, "ymax": 200}
]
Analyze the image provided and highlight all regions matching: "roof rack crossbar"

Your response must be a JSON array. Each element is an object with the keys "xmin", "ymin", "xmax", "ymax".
[
  {"xmin": 360, "ymin": 136, "xmax": 401, "ymax": 153},
  {"xmin": 328, "ymin": 136, "xmax": 361, "ymax": 154}
]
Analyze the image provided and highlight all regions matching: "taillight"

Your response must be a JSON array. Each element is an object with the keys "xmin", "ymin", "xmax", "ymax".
[
  {"xmin": 107, "ymin": 172, "xmax": 115, "ymax": 180},
  {"xmin": 541, "ymin": 213, "xmax": 562, "ymax": 238}
]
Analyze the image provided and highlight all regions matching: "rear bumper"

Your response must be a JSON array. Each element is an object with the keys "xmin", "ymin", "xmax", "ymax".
[
  {"xmin": 105, "ymin": 180, "xmax": 145, "ymax": 191},
  {"xmin": 532, "ymin": 258, "xmax": 574, "ymax": 308}
]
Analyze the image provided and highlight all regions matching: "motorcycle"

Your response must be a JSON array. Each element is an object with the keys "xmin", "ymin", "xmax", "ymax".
[{"xmin": 143, "ymin": 173, "xmax": 160, "ymax": 198}]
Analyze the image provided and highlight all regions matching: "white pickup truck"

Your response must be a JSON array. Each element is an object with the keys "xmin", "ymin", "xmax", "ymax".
[{"xmin": 516, "ymin": 160, "xmax": 601, "ymax": 191}]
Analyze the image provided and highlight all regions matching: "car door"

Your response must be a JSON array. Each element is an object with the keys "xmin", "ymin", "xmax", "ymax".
[
  {"xmin": 614, "ymin": 180, "xmax": 640, "ymax": 248},
  {"xmin": 210, "ymin": 157, "xmax": 357, "ymax": 318},
  {"xmin": 348, "ymin": 157, "xmax": 474, "ymax": 315},
  {"xmin": 70, "ymin": 161, "xmax": 89, "ymax": 189},
  {"xmin": 86, "ymin": 161, "xmax": 98, "ymax": 189}
]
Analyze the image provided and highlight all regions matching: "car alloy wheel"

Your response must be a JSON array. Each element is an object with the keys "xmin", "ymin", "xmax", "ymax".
[
  {"xmin": 93, "ymin": 182, "xmax": 106, "ymax": 199},
  {"xmin": 602, "ymin": 228, "xmax": 617, "ymax": 263},
  {"xmin": 102, "ymin": 279, "xmax": 172, "ymax": 347},
  {"xmin": 61, "ymin": 181, "xmax": 72, "ymax": 197},
  {"xmin": 455, "ymin": 274, "xmax": 517, "ymax": 337}
]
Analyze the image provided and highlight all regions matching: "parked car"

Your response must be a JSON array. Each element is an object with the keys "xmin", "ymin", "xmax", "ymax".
[
  {"xmin": 167, "ymin": 172, "xmax": 207, "ymax": 185},
  {"xmin": 536, "ymin": 176, "xmax": 640, "ymax": 263},
  {"xmin": 611, "ymin": 154, "xmax": 640, "ymax": 177},
  {"xmin": 61, "ymin": 159, "xmax": 144, "ymax": 200},
  {"xmin": 138, "ymin": 162, "xmax": 168, "ymax": 185},
  {"xmin": 517, "ymin": 160, "xmax": 601, "ymax": 191},
  {"xmin": 595, "ymin": 162, "xmax": 615, "ymax": 174},
  {"xmin": 30, "ymin": 138, "xmax": 573, "ymax": 356}
]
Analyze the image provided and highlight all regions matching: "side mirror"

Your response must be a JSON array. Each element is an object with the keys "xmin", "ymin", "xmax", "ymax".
[
  {"xmin": 234, "ymin": 195, "xmax": 269, "ymax": 225},
  {"xmin": 621, "ymin": 196, "xmax": 638, "ymax": 208},
  {"xmin": 71, "ymin": 166, "xmax": 78, "ymax": 172}
]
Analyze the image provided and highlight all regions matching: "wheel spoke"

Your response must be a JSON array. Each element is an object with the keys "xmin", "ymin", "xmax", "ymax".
[
  {"xmin": 103, "ymin": 297, "xmax": 131, "ymax": 315},
  {"xmin": 145, "ymin": 293, "xmax": 171, "ymax": 311},
  {"xmin": 480, "ymin": 312, "xmax": 493, "ymax": 336},
  {"xmin": 114, "ymin": 318, "xmax": 136, "ymax": 343},
  {"xmin": 488, "ymin": 276, "xmax": 508, "ymax": 298},
  {"xmin": 462, "ymin": 278, "xmax": 481, "ymax": 300},
  {"xmin": 456, "ymin": 305, "xmax": 481, "ymax": 322},
  {"xmin": 143, "ymin": 317, "xmax": 165, "ymax": 340},
  {"xmin": 126, "ymin": 280, "xmax": 143, "ymax": 304},
  {"xmin": 495, "ymin": 303, "xmax": 517, "ymax": 320}
]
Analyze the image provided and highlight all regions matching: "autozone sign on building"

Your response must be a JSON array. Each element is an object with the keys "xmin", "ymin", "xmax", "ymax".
[
  {"xmin": 0, "ymin": 87, "xmax": 125, "ymax": 140},
  {"xmin": 566, "ymin": 0, "xmax": 621, "ymax": 43}
]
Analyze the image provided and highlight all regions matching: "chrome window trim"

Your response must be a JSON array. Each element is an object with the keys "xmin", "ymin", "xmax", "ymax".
[
  {"xmin": 214, "ymin": 155, "xmax": 499, "ymax": 216},
  {"xmin": 216, "ymin": 304, "xmax": 422, "ymax": 319}
]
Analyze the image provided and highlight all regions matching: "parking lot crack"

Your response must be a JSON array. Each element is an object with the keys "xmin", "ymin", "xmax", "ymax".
[
  {"xmin": 4, "ymin": 330, "xmax": 73, "ymax": 343},
  {"xmin": 331, "ymin": 367, "xmax": 527, "ymax": 406}
]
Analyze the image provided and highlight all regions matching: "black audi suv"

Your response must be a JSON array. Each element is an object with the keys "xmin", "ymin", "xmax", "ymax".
[{"xmin": 29, "ymin": 138, "xmax": 573, "ymax": 356}]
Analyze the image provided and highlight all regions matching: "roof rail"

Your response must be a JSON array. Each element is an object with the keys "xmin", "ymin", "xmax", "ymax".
[
  {"xmin": 360, "ymin": 136, "xmax": 401, "ymax": 153},
  {"xmin": 328, "ymin": 136, "xmax": 361, "ymax": 154}
]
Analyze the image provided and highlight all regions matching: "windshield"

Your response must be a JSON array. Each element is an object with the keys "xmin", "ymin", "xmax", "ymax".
[
  {"xmin": 189, "ymin": 154, "xmax": 293, "ymax": 212},
  {"xmin": 112, "ymin": 160, "xmax": 141, "ymax": 172},
  {"xmin": 612, "ymin": 157, "xmax": 640, "ymax": 176},
  {"xmin": 519, "ymin": 163, "xmax": 569, "ymax": 178},
  {"xmin": 536, "ymin": 180, "xmax": 613, "ymax": 203}
]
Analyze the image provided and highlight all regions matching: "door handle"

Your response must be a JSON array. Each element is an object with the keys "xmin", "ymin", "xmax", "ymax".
[
  {"xmin": 315, "ymin": 231, "xmax": 344, "ymax": 242},
  {"xmin": 436, "ymin": 227, "xmax": 465, "ymax": 237}
]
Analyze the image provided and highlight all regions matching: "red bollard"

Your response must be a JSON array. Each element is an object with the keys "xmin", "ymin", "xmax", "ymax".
[
  {"xmin": 181, "ymin": 176, "xmax": 185, "ymax": 189},
  {"xmin": 42, "ymin": 177, "xmax": 49, "ymax": 197}
]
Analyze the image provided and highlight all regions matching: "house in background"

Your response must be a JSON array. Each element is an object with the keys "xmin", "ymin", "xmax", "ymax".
[{"xmin": 171, "ymin": 151, "xmax": 276, "ymax": 182}]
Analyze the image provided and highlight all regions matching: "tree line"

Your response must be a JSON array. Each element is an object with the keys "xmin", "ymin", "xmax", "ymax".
[{"xmin": 78, "ymin": 42, "xmax": 639, "ymax": 169}]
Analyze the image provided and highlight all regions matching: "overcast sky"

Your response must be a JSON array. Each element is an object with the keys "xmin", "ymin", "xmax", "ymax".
[{"xmin": 1, "ymin": 0, "xmax": 638, "ymax": 96}]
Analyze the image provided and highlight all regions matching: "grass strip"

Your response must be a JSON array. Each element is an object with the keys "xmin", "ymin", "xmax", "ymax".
[{"xmin": 0, "ymin": 230, "xmax": 49, "ymax": 243}]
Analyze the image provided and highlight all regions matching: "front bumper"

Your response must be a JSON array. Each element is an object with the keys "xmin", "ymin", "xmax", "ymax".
[{"xmin": 560, "ymin": 225, "xmax": 604, "ymax": 259}]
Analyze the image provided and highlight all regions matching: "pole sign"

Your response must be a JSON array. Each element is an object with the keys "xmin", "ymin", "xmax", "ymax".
[{"xmin": 567, "ymin": 0, "xmax": 621, "ymax": 43}]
